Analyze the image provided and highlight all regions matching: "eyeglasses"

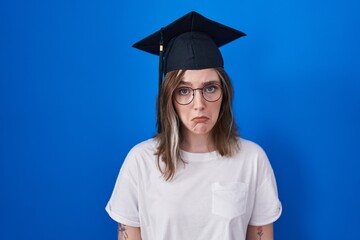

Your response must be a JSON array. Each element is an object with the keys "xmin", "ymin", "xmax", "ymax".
[{"xmin": 173, "ymin": 83, "xmax": 223, "ymax": 105}]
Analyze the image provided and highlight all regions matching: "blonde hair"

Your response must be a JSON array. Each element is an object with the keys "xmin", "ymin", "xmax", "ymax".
[{"xmin": 155, "ymin": 68, "xmax": 239, "ymax": 181}]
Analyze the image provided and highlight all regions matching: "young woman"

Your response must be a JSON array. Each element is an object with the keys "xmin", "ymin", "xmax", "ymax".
[{"xmin": 106, "ymin": 11, "xmax": 282, "ymax": 240}]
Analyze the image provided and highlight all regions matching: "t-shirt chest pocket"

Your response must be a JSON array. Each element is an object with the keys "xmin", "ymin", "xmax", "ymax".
[{"xmin": 212, "ymin": 181, "xmax": 248, "ymax": 219}]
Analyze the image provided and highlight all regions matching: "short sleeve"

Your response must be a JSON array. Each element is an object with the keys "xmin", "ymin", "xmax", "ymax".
[
  {"xmin": 105, "ymin": 149, "xmax": 140, "ymax": 227},
  {"xmin": 249, "ymin": 147, "xmax": 282, "ymax": 226}
]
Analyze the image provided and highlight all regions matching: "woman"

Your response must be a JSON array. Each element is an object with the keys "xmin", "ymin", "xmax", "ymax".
[{"xmin": 106, "ymin": 11, "xmax": 282, "ymax": 240}]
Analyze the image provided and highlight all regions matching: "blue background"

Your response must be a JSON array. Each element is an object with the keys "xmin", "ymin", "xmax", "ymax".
[{"xmin": 1, "ymin": 0, "xmax": 359, "ymax": 239}]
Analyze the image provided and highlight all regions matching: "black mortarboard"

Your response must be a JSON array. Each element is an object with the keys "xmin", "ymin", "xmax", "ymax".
[{"xmin": 132, "ymin": 11, "xmax": 246, "ymax": 88}]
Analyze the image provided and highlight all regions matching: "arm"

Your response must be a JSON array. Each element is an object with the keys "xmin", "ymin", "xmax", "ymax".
[
  {"xmin": 246, "ymin": 223, "xmax": 273, "ymax": 240},
  {"xmin": 118, "ymin": 223, "xmax": 141, "ymax": 240}
]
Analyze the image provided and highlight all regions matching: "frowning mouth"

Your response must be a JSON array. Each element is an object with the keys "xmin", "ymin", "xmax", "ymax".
[{"xmin": 192, "ymin": 116, "xmax": 209, "ymax": 123}]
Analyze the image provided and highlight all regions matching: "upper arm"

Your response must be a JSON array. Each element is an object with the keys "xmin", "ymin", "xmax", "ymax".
[
  {"xmin": 118, "ymin": 223, "xmax": 141, "ymax": 240},
  {"xmin": 246, "ymin": 223, "xmax": 273, "ymax": 240}
]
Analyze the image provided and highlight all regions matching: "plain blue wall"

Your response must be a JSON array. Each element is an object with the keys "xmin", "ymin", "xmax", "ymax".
[{"xmin": 1, "ymin": 0, "xmax": 359, "ymax": 239}]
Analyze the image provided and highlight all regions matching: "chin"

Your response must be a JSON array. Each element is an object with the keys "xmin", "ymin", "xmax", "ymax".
[
  {"xmin": 182, "ymin": 123, "xmax": 215, "ymax": 136},
  {"xmin": 191, "ymin": 128, "xmax": 212, "ymax": 135}
]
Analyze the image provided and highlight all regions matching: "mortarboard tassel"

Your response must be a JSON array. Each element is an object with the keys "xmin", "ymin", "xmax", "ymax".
[
  {"xmin": 159, "ymin": 28, "xmax": 164, "ymax": 88},
  {"xmin": 157, "ymin": 28, "xmax": 164, "ymax": 133}
]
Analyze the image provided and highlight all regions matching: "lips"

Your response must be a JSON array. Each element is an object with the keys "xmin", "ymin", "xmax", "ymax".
[{"xmin": 192, "ymin": 116, "xmax": 209, "ymax": 123}]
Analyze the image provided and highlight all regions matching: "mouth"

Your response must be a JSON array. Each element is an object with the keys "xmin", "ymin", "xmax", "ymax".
[{"xmin": 192, "ymin": 116, "xmax": 209, "ymax": 123}]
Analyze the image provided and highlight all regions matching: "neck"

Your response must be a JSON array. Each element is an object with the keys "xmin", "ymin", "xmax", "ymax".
[{"xmin": 181, "ymin": 132, "xmax": 215, "ymax": 153}]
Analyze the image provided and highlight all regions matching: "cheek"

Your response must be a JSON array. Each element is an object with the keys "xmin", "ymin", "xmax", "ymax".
[{"xmin": 178, "ymin": 108, "xmax": 188, "ymax": 123}]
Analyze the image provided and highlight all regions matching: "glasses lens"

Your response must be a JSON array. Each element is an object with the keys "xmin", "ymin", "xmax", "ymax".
[
  {"xmin": 203, "ymin": 84, "xmax": 222, "ymax": 102},
  {"xmin": 174, "ymin": 87, "xmax": 193, "ymax": 105}
]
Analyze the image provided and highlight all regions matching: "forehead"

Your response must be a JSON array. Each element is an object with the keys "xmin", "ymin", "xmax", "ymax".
[{"xmin": 181, "ymin": 68, "xmax": 220, "ymax": 84}]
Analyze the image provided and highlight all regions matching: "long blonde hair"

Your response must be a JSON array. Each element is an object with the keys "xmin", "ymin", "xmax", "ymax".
[{"xmin": 155, "ymin": 68, "xmax": 239, "ymax": 181}]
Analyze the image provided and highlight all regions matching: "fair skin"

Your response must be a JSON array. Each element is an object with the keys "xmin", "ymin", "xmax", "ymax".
[
  {"xmin": 117, "ymin": 224, "xmax": 141, "ymax": 240},
  {"xmin": 174, "ymin": 68, "xmax": 222, "ymax": 153},
  {"xmin": 247, "ymin": 224, "xmax": 274, "ymax": 240},
  {"xmin": 118, "ymin": 223, "xmax": 274, "ymax": 240},
  {"xmin": 117, "ymin": 69, "xmax": 274, "ymax": 240}
]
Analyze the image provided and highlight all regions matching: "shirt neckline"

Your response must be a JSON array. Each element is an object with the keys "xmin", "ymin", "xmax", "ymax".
[{"xmin": 180, "ymin": 149, "xmax": 221, "ymax": 162}]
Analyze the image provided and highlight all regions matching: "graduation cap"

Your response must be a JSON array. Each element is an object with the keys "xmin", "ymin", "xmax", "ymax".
[{"xmin": 132, "ymin": 11, "xmax": 246, "ymax": 89}]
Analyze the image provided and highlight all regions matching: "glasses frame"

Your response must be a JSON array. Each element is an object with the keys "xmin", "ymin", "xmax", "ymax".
[{"xmin": 173, "ymin": 83, "xmax": 223, "ymax": 105}]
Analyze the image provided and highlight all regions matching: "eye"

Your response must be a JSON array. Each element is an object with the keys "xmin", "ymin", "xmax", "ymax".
[
  {"xmin": 177, "ymin": 88, "xmax": 191, "ymax": 96},
  {"xmin": 204, "ymin": 85, "xmax": 219, "ymax": 94}
]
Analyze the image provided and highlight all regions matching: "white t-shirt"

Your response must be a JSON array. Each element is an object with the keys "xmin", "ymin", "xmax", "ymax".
[{"xmin": 106, "ymin": 138, "xmax": 282, "ymax": 240}]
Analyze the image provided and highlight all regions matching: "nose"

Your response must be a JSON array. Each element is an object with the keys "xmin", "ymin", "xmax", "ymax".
[{"xmin": 192, "ymin": 89, "xmax": 205, "ymax": 110}]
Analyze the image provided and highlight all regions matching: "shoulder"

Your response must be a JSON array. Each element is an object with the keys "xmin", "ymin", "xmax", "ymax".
[
  {"xmin": 123, "ymin": 138, "xmax": 159, "ymax": 165},
  {"xmin": 237, "ymin": 138, "xmax": 275, "ymax": 175},
  {"xmin": 130, "ymin": 137, "xmax": 158, "ymax": 151},
  {"xmin": 238, "ymin": 138, "xmax": 267, "ymax": 156},
  {"xmin": 236, "ymin": 138, "xmax": 272, "ymax": 168},
  {"xmin": 119, "ymin": 138, "xmax": 158, "ymax": 173},
  {"xmin": 126, "ymin": 137, "xmax": 158, "ymax": 158}
]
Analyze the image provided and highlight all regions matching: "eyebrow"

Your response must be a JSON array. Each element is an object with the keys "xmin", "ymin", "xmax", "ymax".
[
  {"xmin": 178, "ymin": 80, "xmax": 192, "ymax": 86},
  {"xmin": 203, "ymin": 80, "xmax": 221, "ymax": 86},
  {"xmin": 178, "ymin": 80, "xmax": 221, "ymax": 86}
]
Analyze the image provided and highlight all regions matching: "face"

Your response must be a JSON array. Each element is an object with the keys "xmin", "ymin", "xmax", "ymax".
[{"xmin": 173, "ymin": 68, "xmax": 222, "ymax": 138}]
